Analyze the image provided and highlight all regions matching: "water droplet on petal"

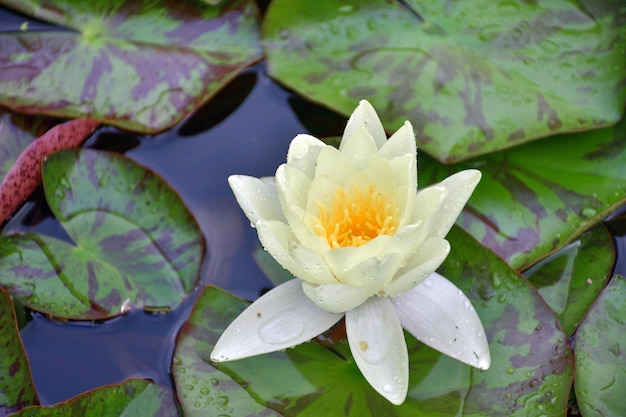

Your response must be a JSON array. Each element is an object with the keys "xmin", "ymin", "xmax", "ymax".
[
  {"xmin": 382, "ymin": 384, "xmax": 393, "ymax": 393},
  {"xmin": 422, "ymin": 278, "xmax": 433, "ymax": 288}
]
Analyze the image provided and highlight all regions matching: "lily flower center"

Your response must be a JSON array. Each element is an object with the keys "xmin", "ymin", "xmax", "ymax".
[{"xmin": 313, "ymin": 183, "xmax": 398, "ymax": 248}]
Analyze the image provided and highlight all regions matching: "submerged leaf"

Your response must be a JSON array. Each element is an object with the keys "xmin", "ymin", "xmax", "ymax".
[
  {"xmin": 0, "ymin": 0, "xmax": 263, "ymax": 133},
  {"xmin": 0, "ymin": 149, "xmax": 204, "ymax": 319},
  {"xmin": 264, "ymin": 0, "xmax": 626, "ymax": 162},
  {"xmin": 524, "ymin": 224, "xmax": 614, "ymax": 335}
]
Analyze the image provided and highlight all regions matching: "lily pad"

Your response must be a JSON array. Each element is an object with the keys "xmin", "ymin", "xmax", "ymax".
[
  {"xmin": 0, "ymin": 148, "xmax": 204, "ymax": 319},
  {"xmin": 173, "ymin": 227, "xmax": 573, "ymax": 416},
  {"xmin": 0, "ymin": 0, "xmax": 262, "ymax": 133},
  {"xmin": 420, "ymin": 115, "xmax": 626, "ymax": 270},
  {"xmin": 0, "ymin": 287, "xmax": 39, "ymax": 415},
  {"xmin": 0, "ymin": 110, "xmax": 51, "ymax": 180},
  {"xmin": 11, "ymin": 379, "xmax": 176, "ymax": 416},
  {"xmin": 263, "ymin": 0, "xmax": 626, "ymax": 162},
  {"xmin": 574, "ymin": 275, "xmax": 626, "ymax": 417},
  {"xmin": 523, "ymin": 224, "xmax": 614, "ymax": 336}
]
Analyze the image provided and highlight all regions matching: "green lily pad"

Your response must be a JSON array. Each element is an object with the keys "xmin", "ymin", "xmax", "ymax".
[
  {"xmin": 12, "ymin": 379, "xmax": 176, "ymax": 416},
  {"xmin": 420, "ymin": 115, "xmax": 626, "ymax": 270},
  {"xmin": 173, "ymin": 227, "xmax": 572, "ymax": 416},
  {"xmin": 0, "ymin": 0, "xmax": 262, "ymax": 133},
  {"xmin": 0, "ymin": 287, "xmax": 39, "ymax": 415},
  {"xmin": 263, "ymin": 0, "xmax": 626, "ymax": 162},
  {"xmin": 0, "ymin": 110, "xmax": 52, "ymax": 180},
  {"xmin": 523, "ymin": 224, "xmax": 614, "ymax": 336},
  {"xmin": 0, "ymin": 149, "xmax": 204, "ymax": 319},
  {"xmin": 574, "ymin": 275, "xmax": 626, "ymax": 417}
]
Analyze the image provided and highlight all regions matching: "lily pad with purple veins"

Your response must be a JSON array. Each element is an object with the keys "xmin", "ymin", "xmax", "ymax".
[
  {"xmin": 10, "ymin": 379, "xmax": 176, "ymax": 417},
  {"xmin": 574, "ymin": 275, "xmax": 626, "ymax": 417},
  {"xmin": 0, "ymin": 149, "xmax": 204, "ymax": 319},
  {"xmin": 263, "ymin": 0, "xmax": 626, "ymax": 162},
  {"xmin": 0, "ymin": 287, "xmax": 39, "ymax": 415},
  {"xmin": 0, "ymin": 0, "xmax": 262, "ymax": 133},
  {"xmin": 419, "ymin": 115, "xmax": 626, "ymax": 270}
]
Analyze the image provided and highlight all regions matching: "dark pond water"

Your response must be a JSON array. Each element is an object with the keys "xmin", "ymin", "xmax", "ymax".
[{"xmin": 1, "ymin": 5, "xmax": 626, "ymax": 414}]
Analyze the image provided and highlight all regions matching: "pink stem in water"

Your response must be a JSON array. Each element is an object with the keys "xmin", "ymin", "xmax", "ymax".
[{"xmin": 0, "ymin": 118, "xmax": 100, "ymax": 225}]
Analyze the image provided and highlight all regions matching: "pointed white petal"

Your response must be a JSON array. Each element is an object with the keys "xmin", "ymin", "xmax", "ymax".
[
  {"xmin": 286, "ymin": 134, "xmax": 327, "ymax": 178},
  {"xmin": 313, "ymin": 145, "xmax": 354, "ymax": 187},
  {"xmin": 346, "ymin": 297, "xmax": 409, "ymax": 405},
  {"xmin": 379, "ymin": 121, "xmax": 416, "ymax": 161},
  {"xmin": 340, "ymin": 126, "xmax": 380, "ymax": 170},
  {"xmin": 211, "ymin": 279, "xmax": 343, "ymax": 362},
  {"xmin": 228, "ymin": 175, "xmax": 285, "ymax": 224},
  {"xmin": 342, "ymin": 100, "xmax": 387, "ymax": 150},
  {"xmin": 301, "ymin": 281, "xmax": 371, "ymax": 313},
  {"xmin": 383, "ymin": 238, "xmax": 450, "ymax": 296},
  {"xmin": 393, "ymin": 272, "xmax": 491, "ymax": 370},
  {"xmin": 430, "ymin": 169, "xmax": 481, "ymax": 239}
]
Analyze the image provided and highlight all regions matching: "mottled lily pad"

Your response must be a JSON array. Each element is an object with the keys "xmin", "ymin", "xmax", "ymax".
[
  {"xmin": 0, "ymin": 287, "xmax": 39, "ymax": 415},
  {"xmin": 0, "ymin": 110, "xmax": 51, "ymax": 180},
  {"xmin": 0, "ymin": 149, "xmax": 204, "ymax": 319},
  {"xmin": 420, "ymin": 116, "xmax": 626, "ymax": 270},
  {"xmin": 524, "ymin": 224, "xmax": 614, "ymax": 336},
  {"xmin": 11, "ymin": 379, "xmax": 176, "ymax": 416},
  {"xmin": 173, "ymin": 227, "xmax": 573, "ymax": 416},
  {"xmin": 0, "ymin": 0, "xmax": 262, "ymax": 133},
  {"xmin": 263, "ymin": 0, "xmax": 626, "ymax": 162},
  {"xmin": 574, "ymin": 275, "xmax": 626, "ymax": 417}
]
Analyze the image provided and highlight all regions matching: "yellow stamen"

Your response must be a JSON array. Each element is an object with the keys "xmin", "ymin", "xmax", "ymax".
[{"xmin": 313, "ymin": 183, "xmax": 398, "ymax": 248}]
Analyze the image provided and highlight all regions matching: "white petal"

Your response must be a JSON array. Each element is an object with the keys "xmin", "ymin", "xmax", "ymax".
[
  {"xmin": 342, "ymin": 100, "xmax": 387, "ymax": 150},
  {"xmin": 301, "ymin": 281, "xmax": 371, "ymax": 313},
  {"xmin": 313, "ymin": 144, "xmax": 354, "ymax": 185},
  {"xmin": 430, "ymin": 169, "xmax": 481, "ymax": 239},
  {"xmin": 383, "ymin": 238, "xmax": 450, "ymax": 296},
  {"xmin": 346, "ymin": 297, "xmax": 409, "ymax": 405},
  {"xmin": 339, "ymin": 126, "xmax": 380, "ymax": 170},
  {"xmin": 288, "ymin": 244, "xmax": 337, "ymax": 285},
  {"xmin": 276, "ymin": 164, "xmax": 311, "ymax": 213},
  {"xmin": 379, "ymin": 121, "xmax": 416, "ymax": 161},
  {"xmin": 211, "ymin": 279, "xmax": 343, "ymax": 361},
  {"xmin": 339, "ymin": 252, "xmax": 403, "ymax": 292},
  {"xmin": 255, "ymin": 220, "xmax": 308, "ymax": 280},
  {"xmin": 286, "ymin": 134, "xmax": 327, "ymax": 178},
  {"xmin": 228, "ymin": 175, "xmax": 285, "ymax": 224},
  {"xmin": 393, "ymin": 272, "xmax": 491, "ymax": 370}
]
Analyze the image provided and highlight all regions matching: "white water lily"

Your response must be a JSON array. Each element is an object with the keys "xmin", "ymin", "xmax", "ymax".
[{"xmin": 211, "ymin": 100, "xmax": 490, "ymax": 405}]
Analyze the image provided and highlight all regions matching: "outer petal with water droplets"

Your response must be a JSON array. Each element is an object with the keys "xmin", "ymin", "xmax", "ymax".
[
  {"xmin": 228, "ymin": 175, "xmax": 284, "ymax": 224},
  {"xmin": 286, "ymin": 134, "xmax": 326, "ymax": 178},
  {"xmin": 393, "ymin": 272, "xmax": 491, "ymax": 370},
  {"xmin": 345, "ymin": 297, "xmax": 409, "ymax": 405},
  {"xmin": 211, "ymin": 279, "xmax": 343, "ymax": 362}
]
